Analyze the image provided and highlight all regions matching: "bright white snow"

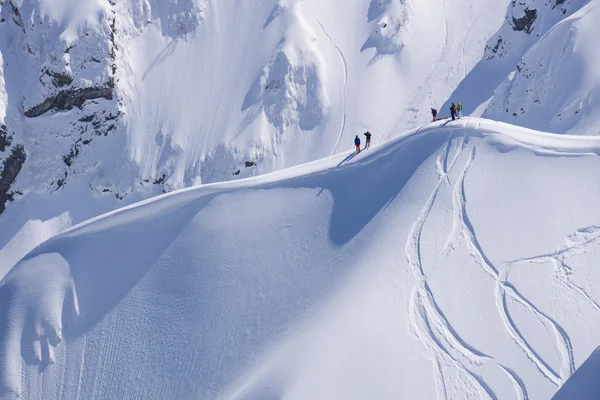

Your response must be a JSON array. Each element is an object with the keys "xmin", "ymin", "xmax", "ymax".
[
  {"xmin": 3, "ymin": 0, "xmax": 600, "ymax": 398},
  {"xmin": 2, "ymin": 118, "xmax": 600, "ymax": 399},
  {"xmin": 0, "ymin": 0, "xmax": 513, "ymax": 271}
]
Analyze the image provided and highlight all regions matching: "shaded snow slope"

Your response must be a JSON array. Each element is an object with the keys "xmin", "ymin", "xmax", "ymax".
[
  {"xmin": 0, "ymin": 0, "xmax": 512, "ymax": 275},
  {"xmin": 483, "ymin": 0, "xmax": 600, "ymax": 135},
  {"xmin": 446, "ymin": 0, "xmax": 594, "ymax": 129},
  {"xmin": 553, "ymin": 346, "xmax": 600, "ymax": 399},
  {"xmin": 2, "ymin": 118, "xmax": 600, "ymax": 399}
]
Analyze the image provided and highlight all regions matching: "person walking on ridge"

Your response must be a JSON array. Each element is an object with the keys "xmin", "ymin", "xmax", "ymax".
[
  {"xmin": 431, "ymin": 108, "xmax": 438, "ymax": 122},
  {"xmin": 354, "ymin": 135, "xmax": 361, "ymax": 152},
  {"xmin": 450, "ymin": 102, "xmax": 457, "ymax": 121},
  {"xmin": 364, "ymin": 131, "xmax": 372, "ymax": 149},
  {"xmin": 457, "ymin": 102, "xmax": 463, "ymax": 119}
]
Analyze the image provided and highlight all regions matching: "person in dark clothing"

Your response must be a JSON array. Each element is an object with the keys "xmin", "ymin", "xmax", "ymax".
[
  {"xmin": 354, "ymin": 135, "xmax": 361, "ymax": 152},
  {"xmin": 364, "ymin": 131, "xmax": 372, "ymax": 149},
  {"xmin": 431, "ymin": 108, "xmax": 438, "ymax": 122},
  {"xmin": 450, "ymin": 102, "xmax": 457, "ymax": 121}
]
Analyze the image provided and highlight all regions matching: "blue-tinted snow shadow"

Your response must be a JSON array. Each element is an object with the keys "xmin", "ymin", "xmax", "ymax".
[
  {"xmin": 214, "ymin": 131, "xmax": 451, "ymax": 398},
  {"xmin": 2, "ymin": 128, "xmax": 453, "ymax": 399},
  {"xmin": 553, "ymin": 346, "xmax": 600, "ymax": 399},
  {"xmin": 367, "ymin": 0, "xmax": 385, "ymax": 22},
  {"xmin": 20, "ymin": 195, "xmax": 217, "ymax": 341},
  {"xmin": 274, "ymin": 129, "xmax": 450, "ymax": 246},
  {"xmin": 336, "ymin": 150, "xmax": 360, "ymax": 167},
  {"xmin": 441, "ymin": 59, "xmax": 513, "ymax": 115}
]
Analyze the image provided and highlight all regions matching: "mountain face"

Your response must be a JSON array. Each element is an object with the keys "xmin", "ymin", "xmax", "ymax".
[
  {"xmin": 3, "ymin": 119, "xmax": 600, "ymax": 399},
  {"xmin": 0, "ymin": 0, "xmax": 513, "ymax": 273},
  {"xmin": 3, "ymin": 1, "xmax": 600, "ymax": 398},
  {"xmin": 482, "ymin": 0, "xmax": 600, "ymax": 135},
  {"xmin": 0, "ymin": 0, "xmax": 596, "ymax": 280}
]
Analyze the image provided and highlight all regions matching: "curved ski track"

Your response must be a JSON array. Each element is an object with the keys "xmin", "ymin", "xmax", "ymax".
[
  {"xmin": 404, "ymin": 135, "xmax": 600, "ymax": 399},
  {"xmin": 318, "ymin": 21, "xmax": 349, "ymax": 156}
]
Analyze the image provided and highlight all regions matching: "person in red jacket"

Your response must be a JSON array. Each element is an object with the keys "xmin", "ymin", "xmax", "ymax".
[{"xmin": 431, "ymin": 108, "xmax": 438, "ymax": 122}]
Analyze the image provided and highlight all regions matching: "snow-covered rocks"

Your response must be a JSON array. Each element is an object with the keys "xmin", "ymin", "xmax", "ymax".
[
  {"xmin": 244, "ymin": 1, "xmax": 328, "ymax": 134},
  {"xmin": 484, "ymin": 1, "xmax": 600, "ymax": 135}
]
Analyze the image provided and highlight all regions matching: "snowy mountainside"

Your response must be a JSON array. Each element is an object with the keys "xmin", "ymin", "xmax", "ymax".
[
  {"xmin": 0, "ymin": 0, "xmax": 514, "ymax": 274},
  {"xmin": 453, "ymin": 0, "xmax": 600, "ymax": 137},
  {"xmin": 2, "ymin": 118, "xmax": 600, "ymax": 399},
  {"xmin": 483, "ymin": 0, "xmax": 600, "ymax": 135}
]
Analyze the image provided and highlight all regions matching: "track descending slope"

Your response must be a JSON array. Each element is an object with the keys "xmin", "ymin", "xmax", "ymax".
[{"xmin": 2, "ymin": 118, "xmax": 600, "ymax": 399}]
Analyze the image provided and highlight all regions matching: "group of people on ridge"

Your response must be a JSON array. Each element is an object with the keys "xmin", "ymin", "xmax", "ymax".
[
  {"xmin": 354, "ymin": 131, "xmax": 371, "ymax": 152},
  {"xmin": 431, "ymin": 101, "xmax": 463, "ymax": 122},
  {"xmin": 352, "ymin": 102, "xmax": 463, "ymax": 151}
]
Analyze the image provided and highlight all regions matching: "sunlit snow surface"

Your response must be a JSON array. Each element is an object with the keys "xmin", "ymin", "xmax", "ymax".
[{"xmin": 2, "ymin": 119, "xmax": 600, "ymax": 399}]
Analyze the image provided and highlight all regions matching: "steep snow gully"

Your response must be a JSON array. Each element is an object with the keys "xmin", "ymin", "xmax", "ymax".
[{"xmin": 3, "ymin": 118, "xmax": 600, "ymax": 399}]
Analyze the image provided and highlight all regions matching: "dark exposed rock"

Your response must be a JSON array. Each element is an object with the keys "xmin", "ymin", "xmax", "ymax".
[
  {"xmin": 62, "ymin": 145, "xmax": 79, "ymax": 167},
  {"xmin": 153, "ymin": 174, "xmax": 166, "ymax": 185},
  {"xmin": 0, "ymin": 144, "xmax": 26, "ymax": 213},
  {"xmin": 46, "ymin": 69, "xmax": 74, "ymax": 88},
  {"xmin": 0, "ymin": 125, "xmax": 13, "ymax": 152},
  {"xmin": 24, "ymin": 85, "xmax": 113, "ymax": 117},
  {"xmin": 491, "ymin": 38, "xmax": 502, "ymax": 54},
  {"xmin": 512, "ymin": 8, "xmax": 537, "ymax": 33},
  {"xmin": 244, "ymin": 161, "xmax": 256, "ymax": 168},
  {"xmin": 79, "ymin": 114, "xmax": 95, "ymax": 123},
  {"xmin": 9, "ymin": 1, "xmax": 25, "ymax": 32},
  {"xmin": 56, "ymin": 170, "xmax": 67, "ymax": 189}
]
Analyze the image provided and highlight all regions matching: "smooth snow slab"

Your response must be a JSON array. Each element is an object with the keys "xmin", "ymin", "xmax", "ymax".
[
  {"xmin": 553, "ymin": 346, "xmax": 600, "ymax": 400},
  {"xmin": 2, "ymin": 118, "xmax": 600, "ymax": 399}
]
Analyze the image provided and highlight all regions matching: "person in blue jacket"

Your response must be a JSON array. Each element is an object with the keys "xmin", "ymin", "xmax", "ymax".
[{"xmin": 354, "ymin": 135, "xmax": 361, "ymax": 152}]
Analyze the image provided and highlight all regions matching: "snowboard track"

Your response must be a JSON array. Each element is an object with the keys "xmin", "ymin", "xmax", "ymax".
[
  {"xmin": 318, "ymin": 21, "xmax": 348, "ymax": 156},
  {"xmin": 403, "ymin": 132, "xmax": 600, "ymax": 398}
]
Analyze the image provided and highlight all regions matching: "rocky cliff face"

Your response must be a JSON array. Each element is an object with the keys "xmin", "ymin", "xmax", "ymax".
[
  {"xmin": 481, "ymin": 0, "xmax": 598, "ymax": 135},
  {"xmin": 0, "ymin": 0, "xmax": 119, "ymax": 212}
]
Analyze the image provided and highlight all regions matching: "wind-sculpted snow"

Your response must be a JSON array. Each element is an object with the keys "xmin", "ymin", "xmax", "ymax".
[
  {"xmin": 3, "ymin": 118, "xmax": 600, "ymax": 399},
  {"xmin": 243, "ymin": 1, "xmax": 328, "ymax": 133},
  {"xmin": 483, "ymin": 1, "xmax": 600, "ymax": 135},
  {"xmin": 0, "ymin": 0, "xmax": 520, "ymax": 272},
  {"xmin": 362, "ymin": 0, "xmax": 410, "ymax": 55}
]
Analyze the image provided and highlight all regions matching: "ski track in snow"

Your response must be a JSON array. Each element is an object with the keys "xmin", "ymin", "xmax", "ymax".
[
  {"xmin": 406, "ymin": 135, "xmax": 499, "ymax": 399},
  {"xmin": 403, "ymin": 133, "xmax": 600, "ymax": 398},
  {"xmin": 318, "ymin": 21, "xmax": 348, "ymax": 156},
  {"xmin": 503, "ymin": 227, "xmax": 600, "ymax": 314}
]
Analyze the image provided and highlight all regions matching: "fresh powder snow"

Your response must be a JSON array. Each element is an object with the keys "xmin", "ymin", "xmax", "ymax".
[{"xmin": 2, "ymin": 0, "xmax": 600, "ymax": 399}]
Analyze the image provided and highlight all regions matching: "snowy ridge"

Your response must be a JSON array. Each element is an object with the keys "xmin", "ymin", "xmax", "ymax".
[
  {"xmin": 3, "ymin": 118, "xmax": 600, "ymax": 399},
  {"xmin": 0, "ymin": 0, "xmax": 515, "ymax": 273}
]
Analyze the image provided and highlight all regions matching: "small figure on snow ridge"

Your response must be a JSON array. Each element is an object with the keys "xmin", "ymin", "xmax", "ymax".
[
  {"xmin": 364, "ymin": 131, "xmax": 372, "ymax": 149},
  {"xmin": 431, "ymin": 108, "xmax": 438, "ymax": 122},
  {"xmin": 450, "ymin": 102, "xmax": 457, "ymax": 121},
  {"xmin": 354, "ymin": 135, "xmax": 361, "ymax": 152},
  {"xmin": 457, "ymin": 102, "xmax": 463, "ymax": 118}
]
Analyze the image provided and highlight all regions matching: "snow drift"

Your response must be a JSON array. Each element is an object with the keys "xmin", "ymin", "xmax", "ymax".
[
  {"xmin": 0, "ymin": 0, "xmax": 514, "ymax": 274},
  {"xmin": 2, "ymin": 118, "xmax": 600, "ymax": 399}
]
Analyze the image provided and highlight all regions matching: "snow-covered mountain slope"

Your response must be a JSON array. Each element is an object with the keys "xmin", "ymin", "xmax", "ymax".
[
  {"xmin": 481, "ymin": 0, "xmax": 600, "ymax": 136},
  {"xmin": 445, "ymin": 0, "xmax": 597, "ymax": 134},
  {"xmin": 3, "ymin": 118, "xmax": 600, "ymax": 399},
  {"xmin": 0, "ymin": 0, "xmax": 515, "ymax": 274}
]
